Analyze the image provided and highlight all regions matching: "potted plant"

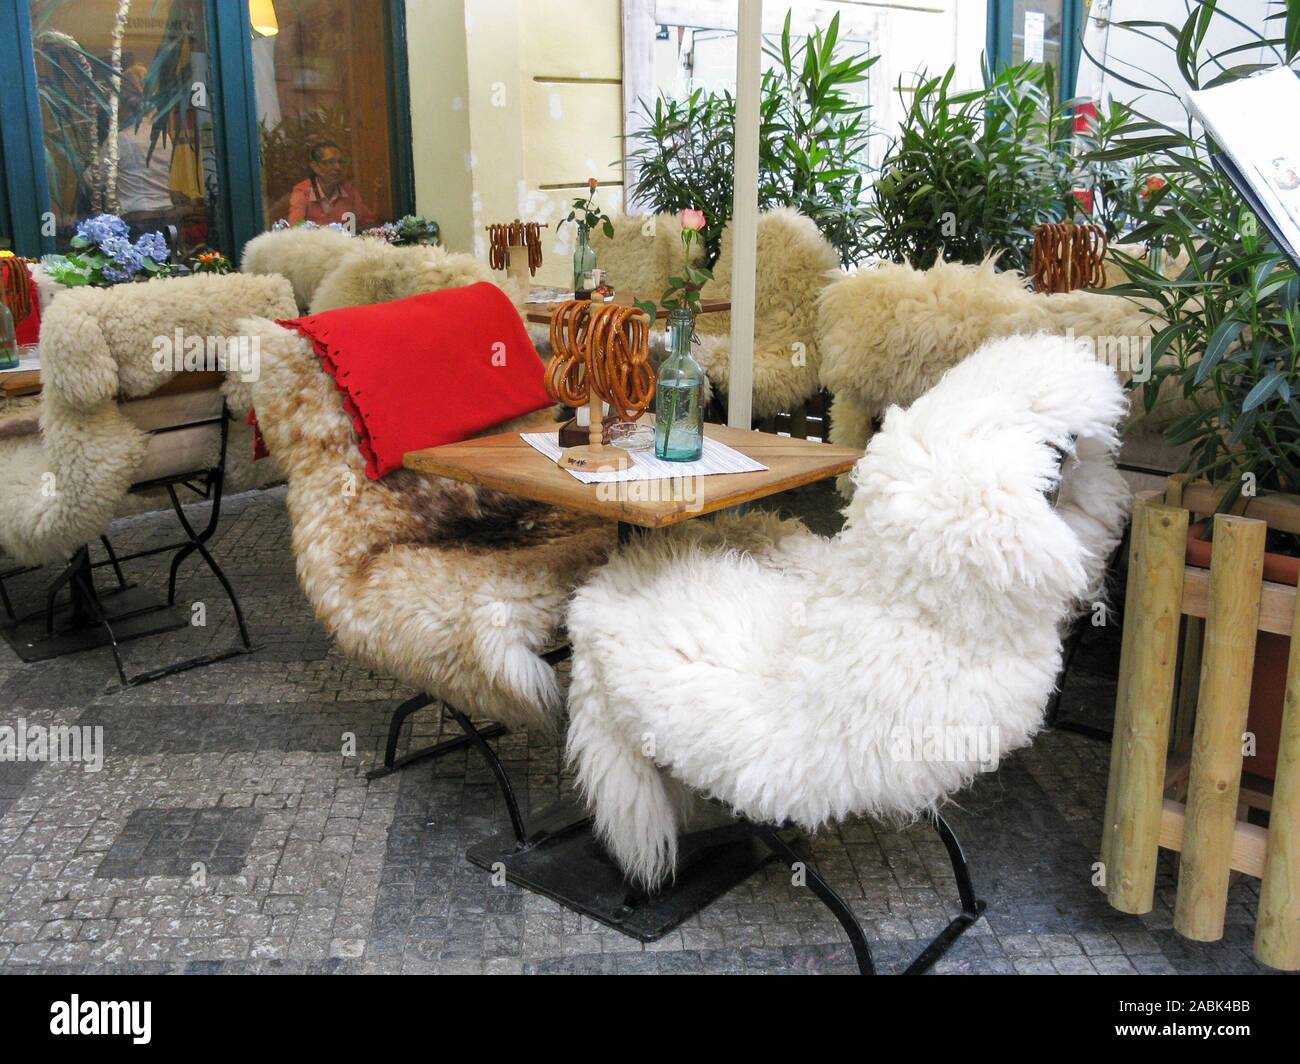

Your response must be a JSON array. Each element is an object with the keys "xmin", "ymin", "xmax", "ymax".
[
  {"xmin": 1090, "ymin": 5, "xmax": 1300, "ymax": 780},
  {"xmin": 625, "ymin": 12, "xmax": 876, "ymax": 268}
]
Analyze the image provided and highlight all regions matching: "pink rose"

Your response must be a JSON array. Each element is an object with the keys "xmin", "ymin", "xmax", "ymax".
[
  {"xmin": 588, "ymin": 178, "xmax": 599, "ymax": 191},
  {"xmin": 679, "ymin": 209, "xmax": 707, "ymax": 233}
]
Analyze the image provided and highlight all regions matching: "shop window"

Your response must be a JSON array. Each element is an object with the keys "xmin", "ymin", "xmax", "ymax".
[
  {"xmin": 27, "ymin": 0, "xmax": 223, "ymax": 254},
  {"xmin": 253, "ymin": 0, "xmax": 399, "ymax": 231}
]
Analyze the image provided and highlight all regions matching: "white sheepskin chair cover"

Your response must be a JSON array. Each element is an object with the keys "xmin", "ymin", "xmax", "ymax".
[
  {"xmin": 693, "ymin": 208, "xmax": 841, "ymax": 420},
  {"xmin": 244, "ymin": 262, "xmax": 614, "ymax": 727},
  {"xmin": 241, "ymin": 225, "xmax": 361, "ymax": 312},
  {"xmin": 0, "ymin": 273, "xmax": 297, "ymax": 567},
  {"xmin": 566, "ymin": 333, "xmax": 1131, "ymax": 889}
]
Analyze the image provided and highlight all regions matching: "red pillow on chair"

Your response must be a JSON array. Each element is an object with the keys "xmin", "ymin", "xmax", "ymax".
[{"xmin": 277, "ymin": 282, "xmax": 551, "ymax": 479}]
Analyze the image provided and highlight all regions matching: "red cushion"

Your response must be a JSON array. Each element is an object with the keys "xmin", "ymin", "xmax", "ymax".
[{"xmin": 277, "ymin": 282, "xmax": 551, "ymax": 479}]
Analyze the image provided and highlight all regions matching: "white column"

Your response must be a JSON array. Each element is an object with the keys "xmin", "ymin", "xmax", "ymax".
[{"xmin": 727, "ymin": 0, "xmax": 762, "ymax": 429}]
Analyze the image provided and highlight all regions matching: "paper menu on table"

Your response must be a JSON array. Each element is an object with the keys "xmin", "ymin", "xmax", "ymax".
[{"xmin": 520, "ymin": 432, "xmax": 767, "ymax": 484}]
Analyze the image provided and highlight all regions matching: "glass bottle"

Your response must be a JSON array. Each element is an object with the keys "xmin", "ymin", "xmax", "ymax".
[
  {"xmin": 654, "ymin": 307, "xmax": 704, "ymax": 462},
  {"xmin": 572, "ymin": 223, "xmax": 597, "ymax": 293},
  {"xmin": 0, "ymin": 301, "xmax": 19, "ymax": 371}
]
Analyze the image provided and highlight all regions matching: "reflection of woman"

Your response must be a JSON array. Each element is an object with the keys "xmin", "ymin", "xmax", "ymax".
[{"xmin": 287, "ymin": 141, "xmax": 377, "ymax": 228}]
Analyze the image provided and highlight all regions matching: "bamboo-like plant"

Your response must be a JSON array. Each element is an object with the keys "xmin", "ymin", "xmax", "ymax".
[
  {"xmin": 865, "ymin": 62, "xmax": 1073, "ymax": 273},
  {"xmin": 626, "ymin": 11, "xmax": 877, "ymax": 267},
  {"xmin": 1085, "ymin": 0, "xmax": 1300, "ymax": 507}
]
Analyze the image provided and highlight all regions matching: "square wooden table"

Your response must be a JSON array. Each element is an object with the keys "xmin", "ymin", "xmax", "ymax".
[
  {"xmin": 523, "ymin": 291, "xmax": 731, "ymax": 327},
  {"xmin": 403, "ymin": 411, "xmax": 862, "ymax": 530}
]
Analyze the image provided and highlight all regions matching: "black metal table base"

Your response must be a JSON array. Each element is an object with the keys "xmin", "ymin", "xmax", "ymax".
[
  {"xmin": 0, "ymin": 584, "xmax": 188, "ymax": 663},
  {"xmin": 466, "ymin": 799, "xmax": 778, "ymax": 942}
]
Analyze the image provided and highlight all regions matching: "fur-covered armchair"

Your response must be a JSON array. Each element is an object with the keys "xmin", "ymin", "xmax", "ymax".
[
  {"xmin": 308, "ymin": 239, "xmax": 497, "ymax": 315},
  {"xmin": 816, "ymin": 257, "xmax": 1182, "ymax": 491},
  {"xmin": 242, "ymin": 256, "xmax": 614, "ymax": 732},
  {"xmin": 240, "ymin": 225, "xmax": 360, "ymax": 312},
  {"xmin": 694, "ymin": 209, "xmax": 841, "ymax": 420},
  {"xmin": 588, "ymin": 212, "xmax": 704, "ymax": 297},
  {"xmin": 0, "ymin": 273, "xmax": 296, "ymax": 568},
  {"xmin": 565, "ymin": 334, "xmax": 1130, "ymax": 972}
]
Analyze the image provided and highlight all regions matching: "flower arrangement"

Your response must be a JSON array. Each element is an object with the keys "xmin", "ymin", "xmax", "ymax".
[
  {"xmin": 43, "ymin": 214, "xmax": 171, "ymax": 287},
  {"xmin": 565, "ymin": 178, "xmax": 614, "ymax": 239},
  {"xmin": 192, "ymin": 251, "xmax": 233, "ymax": 275},
  {"xmin": 270, "ymin": 218, "xmax": 351, "ymax": 234},
  {"xmin": 361, "ymin": 215, "xmax": 441, "ymax": 246},
  {"xmin": 635, "ymin": 208, "xmax": 714, "ymax": 319}
]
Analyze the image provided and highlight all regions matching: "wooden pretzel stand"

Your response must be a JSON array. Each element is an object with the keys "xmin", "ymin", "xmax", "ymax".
[{"xmin": 545, "ymin": 301, "xmax": 655, "ymax": 473}]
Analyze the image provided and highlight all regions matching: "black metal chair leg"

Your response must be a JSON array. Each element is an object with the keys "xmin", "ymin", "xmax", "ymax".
[
  {"xmin": 761, "ymin": 828, "xmax": 876, "ymax": 975},
  {"xmin": 44, "ymin": 552, "xmax": 82, "ymax": 635},
  {"xmin": 99, "ymin": 536, "xmax": 129, "ymax": 591},
  {"xmin": 365, "ymin": 693, "xmax": 508, "ymax": 780},
  {"xmin": 444, "ymin": 704, "xmax": 530, "ymax": 848},
  {"xmin": 897, "ymin": 810, "xmax": 988, "ymax": 975},
  {"xmin": 165, "ymin": 483, "xmax": 252, "ymax": 650}
]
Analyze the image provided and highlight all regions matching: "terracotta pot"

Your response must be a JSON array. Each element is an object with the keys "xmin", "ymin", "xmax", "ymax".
[{"xmin": 1186, "ymin": 522, "xmax": 1297, "ymax": 779}]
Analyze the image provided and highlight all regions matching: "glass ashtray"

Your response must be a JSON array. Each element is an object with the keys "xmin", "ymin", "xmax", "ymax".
[{"xmin": 608, "ymin": 422, "xmax": 655, "ymax": 452}]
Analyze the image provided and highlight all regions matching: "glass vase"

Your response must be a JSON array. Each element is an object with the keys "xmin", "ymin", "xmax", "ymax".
[
  {"xmin": 654, "ymin": 308, "xmax": 704, "ymax": 462},
  {"xmin": 0, "ymin": 301, "xmax": 18, "ymax": 371},
  {"xmin": 573, "ymin": 223, "xmax": 597, "ymax": 293}
]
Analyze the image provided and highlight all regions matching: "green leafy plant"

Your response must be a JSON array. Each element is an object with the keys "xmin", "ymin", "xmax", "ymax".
[
  {"xmin": 626, "ymin": 11, "xmax": 877, "ymax": 266},
  {"xmin": 1085, "ymin": 0, "xmax": 1300, "ymax": 507},
  {"xmin": 565, "ymin": 178, "xmax": 615, "ymax": 239},
  {"xmin": 866, "ymin": 62, "xmax": 1073, "ymax": 273}
]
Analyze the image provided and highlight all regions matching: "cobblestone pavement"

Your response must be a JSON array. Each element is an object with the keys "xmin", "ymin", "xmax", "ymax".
[{"xmin": 0, "ymin": 483, "xmax": 1272, "ymax": 974}]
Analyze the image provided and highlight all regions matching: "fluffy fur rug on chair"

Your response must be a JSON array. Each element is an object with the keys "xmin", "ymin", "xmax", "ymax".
[
  {"xmin": 242, "ymin": 259, "xmax": 614, "ymax": 727},
  {"xmin": 566, "ymin": 333, "xmax": 1131, "ymax": 889},
  {"xmin": 816, "ymin": 258, "xmax": 1169, "ymax": 474},
  {"xmin": 240, "ymin": 225, "xmax": 361, "ymax": 313},
  {"xmin": 0, "ymin": 273, "xmax": 296, "ymax": 567},
  {"xmin": 694, "ymin": 208, "xmax": 841, "ymax": 420},
  {"xmin": 589, "ymin": 212, "xmax": 706, "ymax": 299}
]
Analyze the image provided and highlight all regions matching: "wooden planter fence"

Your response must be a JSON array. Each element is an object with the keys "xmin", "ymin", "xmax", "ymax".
[{"xmin": 1101, "ymin": 476, "xmax": 1300, "ymax": 970}]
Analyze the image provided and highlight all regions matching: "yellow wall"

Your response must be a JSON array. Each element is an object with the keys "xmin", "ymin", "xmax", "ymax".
[{"xmin": 407, "ymin": 0, "xmax": 625, "ymax": 286}]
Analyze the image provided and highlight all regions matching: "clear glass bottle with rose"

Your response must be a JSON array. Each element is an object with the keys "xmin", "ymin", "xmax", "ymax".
[{"xmin": 635, "ymin": 209, "xmax": 713, "ymax": 462}]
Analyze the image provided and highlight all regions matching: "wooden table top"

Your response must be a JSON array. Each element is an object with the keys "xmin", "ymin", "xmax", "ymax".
[
  {"xmin": 404, "ymin": 412, "xmax": 862, "ymax": 529},
  {"xmin": 523, "ymin": 292, "xmax": 731, "ymax": 326}
]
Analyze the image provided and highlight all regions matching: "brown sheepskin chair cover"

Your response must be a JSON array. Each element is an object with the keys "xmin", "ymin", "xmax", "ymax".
[{"xmin": 243, "ymin": 256, "xmax": 614, "ymax": 727}]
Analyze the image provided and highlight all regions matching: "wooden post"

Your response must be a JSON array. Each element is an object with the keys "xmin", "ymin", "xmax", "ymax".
[
  {"xmin": 1167, "ymin": 475, "xmax": 1202, "ymax": 749},
  {"xmin": 1255, "ymin": 586, "xmax": 1300, "ymax": 969},
  {"xmin": 1174, "ymin": 515, "xmax": 1266, "ymax": 940},
  {"xmin": 1104, "ymin": 497, "xmax": 1189, "ymax": 912}
]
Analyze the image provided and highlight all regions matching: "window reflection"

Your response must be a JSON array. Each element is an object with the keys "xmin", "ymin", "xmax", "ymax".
[
  {"xmin": 29, "ymin": 0, "xmax": 221, "ymax": 254},
  {"xmin": 253, "ymin": 0, "xmax": 394, "ymax": 231}
]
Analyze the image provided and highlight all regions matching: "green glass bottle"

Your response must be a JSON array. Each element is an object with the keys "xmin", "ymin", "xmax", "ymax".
[
  {"xmin": 572, "ymin": 223, "xmax": 597, "ymax": 294},
  {"xmin": 0, "ymin": 301, "xmax": 19, "ymax": 371},
  {"xmin": 654, "ymin": 307, "xmax": 704, "ymax": 462}
]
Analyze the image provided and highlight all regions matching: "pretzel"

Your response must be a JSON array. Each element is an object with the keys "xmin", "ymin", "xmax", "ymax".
[
  {"xmin": 487, "ymin": 220, "xmax": 545, "ymax": 275},
  {"xmin": 0, "ymin": 257, "xmax": 35, "ymax": 324},
  {"xmin": 1031, "ymin": 221, "xmax": 1107, "ymax": 293},
  {"xmin": 545, "ymin": 301, "xmax": 655, "ymax": 421}
]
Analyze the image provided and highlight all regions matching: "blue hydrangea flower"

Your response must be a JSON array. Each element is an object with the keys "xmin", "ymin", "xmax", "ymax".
[
  {"xmin": 102, "ymin": 264, "xmax": 134, "ymax": 284},
  {"xmin": 75, "ymin": 214, "xmax": 129, "ymax": 246},
  {"xmin": 135, "ymin": 232, "xmax": 169, "ymax": 263}
]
